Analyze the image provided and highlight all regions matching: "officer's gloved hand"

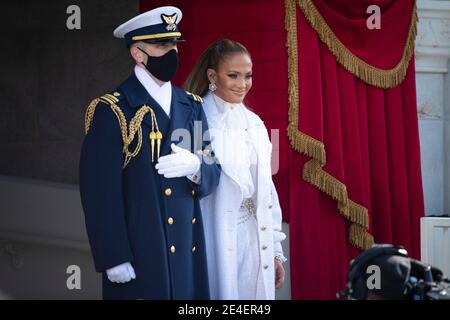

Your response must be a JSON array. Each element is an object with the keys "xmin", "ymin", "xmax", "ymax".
[
  {"xmin": 156, "ymin": 143, "xmax": 200, "ymax": 178},
  {"xmin": 106, "ymin": 262, "xmax": 136, "ymax": 283}
]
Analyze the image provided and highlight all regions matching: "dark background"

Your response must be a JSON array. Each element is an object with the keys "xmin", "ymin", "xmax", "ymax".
[{"xmin": 0, "ymin": 0, "xmax": 139, "ymax": 184}]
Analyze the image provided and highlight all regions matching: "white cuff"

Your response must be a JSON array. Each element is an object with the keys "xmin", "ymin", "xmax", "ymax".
[{"xmin": 274, "ymin": 241, "xmax": 287, "ymax": 263}]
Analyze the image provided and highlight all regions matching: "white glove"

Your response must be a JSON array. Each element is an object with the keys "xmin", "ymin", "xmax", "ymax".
[
  {"xmin": 155, "ymin": 143, "xmax": 201, "ymax": 178},
  {"xmin": 106, "ymin": 262, "xmax": 136, "ymax": 283}
]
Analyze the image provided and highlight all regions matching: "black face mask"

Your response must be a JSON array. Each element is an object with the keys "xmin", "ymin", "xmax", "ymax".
[{"xmin": 138, "ymin": 48, "xmax": 179, "ymax": 82}]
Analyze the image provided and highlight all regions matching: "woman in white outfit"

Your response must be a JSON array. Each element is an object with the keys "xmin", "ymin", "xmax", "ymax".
[{"xmin": 184, "ymin": 39, "xmax": 287, "ymax": 300}]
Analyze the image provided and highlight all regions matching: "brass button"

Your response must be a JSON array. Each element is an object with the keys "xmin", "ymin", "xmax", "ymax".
[
  {"xmin": 191, "ymin": 217, "xmax": 196, "ymax": 224},
  {"xmin": 263, "ymin": 265, "xmax": 269, "ymax": 270},
  {"xmin": 170, "ymin": 245, "xmax": 176, "ymax": 253},
  {"xmin": 261, "ymin": 226, "xmax": 267, "ymax": 231},
  {"xmin": 167, "ymin": 217, "xmax": 174, "ymax": 225},
  {"xmin": 262, "ymin": 245, "xmax": 268, "ymax": 250},
  {"xmin": 113, "ymin": 92, "xmax": 121, "ymax": 97},
  {"xmin": 192, "ymin": 246, "xmax": 196, "ymax": 253},
  {"xmin": 164, "ymin": 188, "xmax": 172, "ymax": 196},
  {"xmin": 191, "ymin": 189, "xmax": 196, "ymax": 196}
]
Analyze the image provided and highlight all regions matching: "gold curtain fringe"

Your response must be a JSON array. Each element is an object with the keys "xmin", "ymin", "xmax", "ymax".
[
  {"xmin": 339, "ymin": 200, "xmax": 369, "ymax": 229},
  {"xmin": 297, "ymin": 0, "xmax": 418, "ymax": 89},
  {"xmin": 84, "ymin": 97, "xmax": 155, "ymax": 168},
  {"xmin": 288, "ymin": 125, "xmax": 326, "ymax": 165},
  {"xmin": 304, "ymin": 159, "xmax": 370, "ymax": 229},
  {"xmin": 349, "ymin": 223, "xmax": 374, "ymax": 250},
  {"xmin": 303, "ymin": 159, "xmax": 348, "ymax": 206},
  {"xmin": 285, "ymin": 0, "xmax": 374, "ymax": 250}
]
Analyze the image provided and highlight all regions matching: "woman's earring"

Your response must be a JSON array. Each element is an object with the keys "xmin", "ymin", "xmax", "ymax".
[{"xmin": 209, "ymin": 83, "xmax": 217, "ymax": 92}]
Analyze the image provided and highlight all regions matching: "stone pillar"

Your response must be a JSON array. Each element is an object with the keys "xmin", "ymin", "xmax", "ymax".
[{"xmin": 415, "ymin": 0, "xmax": 450, "ymax": 216}]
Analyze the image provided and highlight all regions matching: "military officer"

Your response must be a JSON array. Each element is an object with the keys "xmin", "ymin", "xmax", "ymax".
[{"xmin": 79, "ymin": 6, "xmax": 221, "ymax": 299}]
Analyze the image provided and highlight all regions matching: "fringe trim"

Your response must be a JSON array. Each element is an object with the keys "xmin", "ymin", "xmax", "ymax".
[
  {"xmin": 285, "ymin": 0, "xmax": 374, "ymax": 250},
  {"xmin": 296, "ymin": 0, "xmax": 418, "ymax": 89},
  {"xmin": 350, "ymin": 223, "xmax": 375, "ymax": 250}
]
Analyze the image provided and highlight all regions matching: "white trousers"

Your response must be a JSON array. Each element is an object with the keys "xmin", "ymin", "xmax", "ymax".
[{"xmin": 236, "ymin": 200, "xmax": 265, "ymax": 299}]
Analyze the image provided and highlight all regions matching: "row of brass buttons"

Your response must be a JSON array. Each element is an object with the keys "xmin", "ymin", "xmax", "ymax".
[
  {"xmin": 164, "ymin": 188, "xmax": 196, "ymax": 197},
  {"xmin": 169, "ymin": 245, "xmax": 197, "ymax": 253},
  {"xmin": 167, "ymin": 217, "xmax": 196, "ymax": 224},
  {"xmin": 164, "ymin": 187, "xmax": 197, "ymax": 254}
]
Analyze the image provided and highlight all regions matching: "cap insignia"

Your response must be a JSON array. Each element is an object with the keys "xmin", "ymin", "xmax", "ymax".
[{"xmin": 161, "ymin": 13, "xmax": 177, "ymax": 31}]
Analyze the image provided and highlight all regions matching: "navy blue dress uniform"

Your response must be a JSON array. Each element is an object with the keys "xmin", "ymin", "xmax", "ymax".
[{"xmin": 79, "ymin": 6, "xmax": 221, "ymax": 299}]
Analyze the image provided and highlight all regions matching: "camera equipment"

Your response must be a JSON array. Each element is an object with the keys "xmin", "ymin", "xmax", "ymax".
[{"xmin": 337, "ymin": 244, "xmax": 450, "ymax": 300}]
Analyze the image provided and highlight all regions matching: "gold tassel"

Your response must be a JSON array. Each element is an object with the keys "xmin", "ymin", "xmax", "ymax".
[
  {"xmin": 156, "ymin": 131, "xmax": 163, "ymax": 160},
  {"xmin": 150, "ymin": 110, "xmax": 163, "ymax": 161},
  {"xmin": 149, "ymin": 131, "xmax": 156, "ymax": 162}
]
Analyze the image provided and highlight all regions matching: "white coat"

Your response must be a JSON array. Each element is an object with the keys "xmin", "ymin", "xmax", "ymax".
[{"xmin": 200, "ymin": 93, "xmax": 286, "ymax": 300}]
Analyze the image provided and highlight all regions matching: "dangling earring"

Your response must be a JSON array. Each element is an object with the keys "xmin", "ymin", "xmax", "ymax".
[{"xmin": 209, "ymin": 83, "xmax": 217, "ymax": 92}]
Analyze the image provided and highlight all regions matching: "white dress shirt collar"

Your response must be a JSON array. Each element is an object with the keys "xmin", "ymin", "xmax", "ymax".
[
  {"xmin": 212, "ymin": 93, "xmax": 241, "ymax": 114},
  {"xmin": 134, "ymin": 65, "xmax": 172, "ymax": 117}
]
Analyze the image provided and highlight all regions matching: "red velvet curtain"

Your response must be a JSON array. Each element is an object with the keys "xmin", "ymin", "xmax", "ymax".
[
  {"xmin": 287, "ymin": 0, "xmax": 423, "ymax": 298},
  {"xmin": 140, "ymin": 0, "xmax": 424, "ymax": 299}
]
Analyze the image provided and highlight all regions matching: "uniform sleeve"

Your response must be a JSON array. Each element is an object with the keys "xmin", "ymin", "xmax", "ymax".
[
  {"xmin": 271, "ymin": 181, "xmax": 287, "ymax": 262},
  {"xmin": 79, "ymin": 104, "xmax": 134, "ymax": 272},
  {"xmin": 187, "ymin": 104, "xmax": 221, "ymax": 199}
]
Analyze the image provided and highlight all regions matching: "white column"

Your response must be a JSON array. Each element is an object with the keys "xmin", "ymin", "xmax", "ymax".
[{"xmin": 415, "ymin": 0, "xmax": 450, "ymax": 216}]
